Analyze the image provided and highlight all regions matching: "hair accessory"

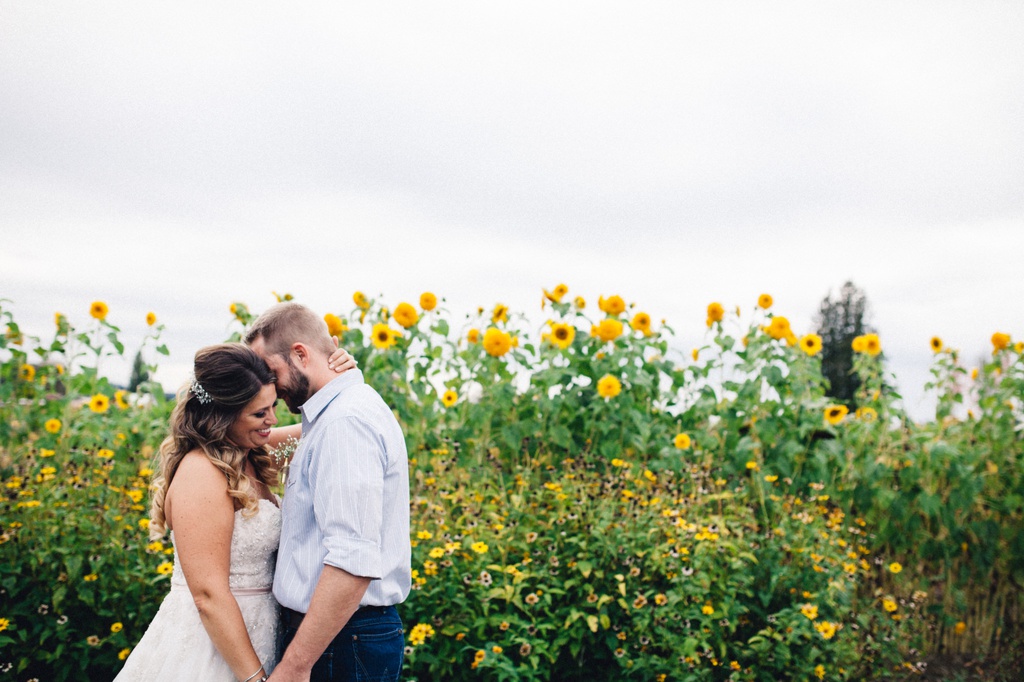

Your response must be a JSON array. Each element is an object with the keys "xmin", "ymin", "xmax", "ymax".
[{"xmin": 190, "ymin": 376, "xmax": 213, "ymax": 405}]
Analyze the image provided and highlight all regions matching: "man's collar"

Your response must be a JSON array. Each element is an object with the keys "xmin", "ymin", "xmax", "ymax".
[{"xmin": 299, "ymin": 369, "xmax": 365, "ymax": 425}]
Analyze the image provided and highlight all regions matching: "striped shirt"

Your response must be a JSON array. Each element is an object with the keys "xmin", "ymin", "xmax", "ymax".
[{"xmin": 273, "ymin": 370, "xmax": 411, "ymax": 612}]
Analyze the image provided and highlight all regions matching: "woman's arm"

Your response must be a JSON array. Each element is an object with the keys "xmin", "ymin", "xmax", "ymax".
[{"xmin": 168, "ymin": 452, "xmax": 267, "ymax": 682}]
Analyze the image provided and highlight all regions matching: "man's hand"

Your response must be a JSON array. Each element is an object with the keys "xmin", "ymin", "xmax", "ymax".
[{"xmin": 265, "ymin": 657, "xmax": 311, "ymax": 682}]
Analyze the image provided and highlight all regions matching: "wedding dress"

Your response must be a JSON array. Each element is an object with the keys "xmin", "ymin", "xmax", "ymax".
[{"xmin": 115, "ymin": 499, "xmax": 282, "ymax": 680}]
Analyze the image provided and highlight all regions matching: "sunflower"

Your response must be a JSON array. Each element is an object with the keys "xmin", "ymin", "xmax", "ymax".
[
  {"xmin": 492, "ymin": 304, "xmax": 509, "ymax": 324},
  {"xmin": 89, "ymin": 301, "xmax": 109, "ymax": 320},
  {"xmin": 19, "ymin": 364, "xmax": 36, "ymax": 382},
  {"xmin": 323, "ymin": 313, "xmax": 347, "ymax": 338},
  {"xmin": 353, "ymin": 291, "xmax": 370, "ymax": 310},
  {"xmin": 673, "ymin": 433, "xmax": 691, "ymax": 449},
  {"xmin": 856, "ymin": 406, "xmax": 878, "ymax": 421},
  {"xmin": 595, "ymin": 318, "xmax": 623, "ymax": 342},
  {"xmin": 766, "ymin": 316, "xmax": 791, "ymax": 340},
  {"xmin": 573, "ymin": 296, "xmax": 586, "ymax": 309},
  {"xmin": 370, "ymin": 323, "xmax": 402, "ymax": 350},
  {"xmin": 596, "ymin": 374, "xmax": 622, "ymax": 399},
  {"xmin": 758, "ymin": 293, "xmax": 773, "ymax": 309},
  {"xmin": 44, "ymin": 418, "xmax": 62, "ymax": 434},
  {"xmin": 824, "ymin": 404, "xmax": 848, "ymax": 425},
  {"xmin": 851, "ymin": 335, "xmax": 867, "ymax": 353},
  {"xmin": 420, "ymin": 292, "xmax": 437, "ymax": 311},
  {"xmin": 549, "ymin": 322, "xmax": 575, "ymax": 350},
  {"xmin": 800, "ymin": 334, "xmax": 822, "ymax": 356},
  {"xmin": 930, "ymin": 336, "xmax": 942, "ymax": 353},
  {"xmin": 467, "ymin": 328, "xmax": 480, "ymax": 344},
  {"xmin": 599, "ymin": 295, "xmax": 626, "ymax": 316},
  {"xmin": 862, "ymin": 333, "xmax": 882, "ymax": 356},
  {"xmin": 706, "ymin": 302, "xmax": 724, "ymax": 326},
  {"xmin": 630, "ymin": 312, "xmax": 652, "ymax": 335},
  {"xmin": 114, "ymin": 390, "xmax": 130, "ymax": 410},
  {"xmin": 89, "ymin": 394, "xmax": 111, "ymax": 414},
  {"xmin": 991, "ymin": 332, "xmax": 1011, "ymax": 352},
  {"xmin": 145, "ymin": 312, "xmax": 157, "ymax": 326},
  {"xmin": 544, "ymin": 283, "xmax": 569, "ymax": 304},
  {"xmin": 393, "ymin": 303, "xmax": 419, "ymax": 329},
  {"xmin": 483, "ymin": 328, "xmax": 513, "ymax": 357},
  {"xmin": 441, "ymin": 390, "xmax": 458, "ymax": 408}
]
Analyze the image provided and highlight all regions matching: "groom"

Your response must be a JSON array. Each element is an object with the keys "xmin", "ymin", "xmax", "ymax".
[{"xmin": 246, "ymin": 303, "xmax": 411, "ymax": 682}]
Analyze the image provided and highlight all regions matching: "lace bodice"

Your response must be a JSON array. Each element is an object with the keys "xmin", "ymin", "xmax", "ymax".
[{"xmin": 169, "ymin": 498, "xmax": 281, "ymax": 593}]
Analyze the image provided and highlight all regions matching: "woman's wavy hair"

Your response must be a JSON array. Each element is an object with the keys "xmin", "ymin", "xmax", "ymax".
[{"xmin": 148, "ymin": 343, "xmax": 277, "ymax": 539}]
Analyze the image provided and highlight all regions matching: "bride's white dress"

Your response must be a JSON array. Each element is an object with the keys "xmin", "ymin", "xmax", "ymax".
[{"xmin": 115, "ymin": 499, "xmax": 282, "ymax": 681}]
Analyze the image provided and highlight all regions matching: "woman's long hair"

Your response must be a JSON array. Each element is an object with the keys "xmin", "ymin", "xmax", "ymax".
[{"xmin": 148, "ymin": 343, "xmax": 277, "ymax": 539}]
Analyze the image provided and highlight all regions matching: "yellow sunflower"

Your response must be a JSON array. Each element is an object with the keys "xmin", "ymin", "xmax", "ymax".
[
  {"xmin": 467, "ymin": 328, "xmax": 480, "ymax": 344},
  {"xmin": 766, "ymin": 316, "xmax": 791, "ymax": 340},
  {"xmin": 89, "ymin": 301, "xmax": 109, "ymax": 320},
  {"xmin": 45, "ymin": 418, "xmax": 62, "ymax": 434},
  {"xmin": 758, "ymin": 293, "xmax": 773, "ymax": 309},
  {"xmin": 630, "ymin": 312, "xmax": 652, "ymax": 335},
  {"xmin": 544, "ymin": 283, "xmax": 569, "ymax": 304},
  {"xmin": 549, "ymin": 322, "xmax": 575, "ymax": 350},
  {"xmin": 89, "ymin": 394, "xmax": 111, "ymax": 414},
  {"xmin": 930, "ymin": 336, "xmax": 942, "ymax": 353},
  {"xmin": 851, "ymin": 335, "xmax": 867, "ymax": 353},
  {"xmin": 862, "ymin": 333, "xmax": 882, "ymax": 356},
  {"xmin": 353, "ymin": 291, "xmax": 370, "ymax": 310},
  {"xmin": 146, "ymin": 311, "xmax": 157, "ymax": 326},
  {"xmin": 420, "ymin": 292, "xmax": 437, "ymax": 311},
  {"xmin": 573, "ymin": 296, "xmax": 586, "ymax": 309},
  {"xmin": 492, "ymin": 303, "xmax": 509, "ymax": 324},
  {"xmin": 394, "ymin": 303, "xmax": 419, "ymax": 329},
  {"xmin": 596, "ymin": 374, "xmax": 622, "ymax": 399},
  {"xmin": 323, "ymin": 313, "xmax": 347, "ymax": 338},
  {"xmin": 114, "ymin": 390, "xmax": 129, "ymax": 410},
  {"xmin": 483, "ymin": 328, "xmax": 513, "ymax": 357},
  {"xmin": 595, "ymin": 318, "xmax": 623, "ymax": 342},
  {"xmin": 991, "ymin": 332, "xmax": 1011, "ymax": 352},
  {"xmin": 824, "ymin": 404, "xmax": 848, "ymax": 425},
  {"xmin": 799, "ymin": 334, "xmax": 822, "ymax": 356},
  {"xmin": 673, "ymin": 433, "xmax": 691, "ymax": 449},
  {"xmin": 19, "ymin": 364, "xmax": 36, "ymax": 382},
  {"xmin": 599, "ymin": 295, "xmax": 626, "ymax": 316},
  {"xmin": 706, "ymin": 302, "xmax": 724, "ymax": 326},
  {"xmin": 441, "ymin": 389, "xmax": 458, "ymax": 408},
  {"xmin": 370, "ymin": 323, "xmax": 402, "ymax": 350}
]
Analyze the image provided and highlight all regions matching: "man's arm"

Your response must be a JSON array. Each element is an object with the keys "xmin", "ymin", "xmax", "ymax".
[{"xmin": 267, "ymin": 566, "xmax": 371, "ymax": 680}]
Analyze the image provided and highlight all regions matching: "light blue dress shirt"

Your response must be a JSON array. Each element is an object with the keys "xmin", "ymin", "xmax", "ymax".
[{"xmin": 273, "ymin": 370, "xmax": 411, "ymax": 612}]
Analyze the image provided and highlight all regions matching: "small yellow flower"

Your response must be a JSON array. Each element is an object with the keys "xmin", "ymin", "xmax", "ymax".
[
  {"xmin": 138, "ymin": 518, "xmax": 150, "ymax": 530},
  {"xmin": 89, "ymin": 394, "xmax": 110, "ymax": 414},
  {"xmin": 991, "ymin": 332, "xmax": 1011, "ymax": 352},
  {"xmin": 954, "ymin": 621, "xmax": 966, "ymax": 635},
  {"xmin": 87, "ymin": 635, "xmax": 101, "ymax": 646},
  {"xmin": 745, "ymin": 460, "xmax": 759, "ymax": 471},
  {"xmin": 471, "ymin": 541, "xmax": 489, "ymax": 554},
  {"xmin": 110, "ymin": 622, "xmax": 123, "ymax": 633},
  {"xmin": 888, "ymin": 562, "xmax": 902, "ymax": 574},
  {"xmin": 706, "ymin": 302, "xmax": 724, "ymax": 325},
  {"xmin": 758, "ymin": 293, "xmax": 773, "ymax": 309},
  {"xmin": 599, "ymin": 295, "xmax": 626, "ymax": 315},
  {"xmin": 673, "ymin": 433, "xmax": 691, "ymax": 450},
  {"xmin": 370, "ymin": 323, "xmax": 402, "ymax": 350},
  {"xmin": 597, "ymin": 374, "xmax": 622, "ymax": 399},
  {"xmin": 19, "ymin": 364, "xmax": 36, "ymax": 382},
  {"xmin": 324, "ymin": 313, "xmax": 347, "ymax": 338},
  {"xmin": 764, "ymin": 475, "xmax": 778, "ymax": 482},
  {"xmin": 930, "ymin": 336, "xmax": 942, "ymax": 353},
  {"xmin": 118, "ymin": 648, "xmax": 131, "ymax": 660},
  {"xmin": 824, "ymin": 404, "xmax": 849, "ymax": 425},
  {"xmin": 814, "ymin": 664, "xmax": 825, "ymax": 680},
  {"xmin": 573, "ymin": 296, "xmax": 586, "ymax": 309},
  {"xmin": 156, "ymin": 562, "xmax": 174, "ymax": 575},
  {"xmin": 483, "ymin": 327, "xmax": 513, "ymax": 357},
  {"xmin": 491, "ymin": 303, "xmax": 509, "ymax": 324},
  {"xmin": 630, "ymin": 312, "xmax": 652, "ymax": 335},
  {"xmin": 0, "ymin": 617, "xmax": 9, "ymax": 632},
  {"xmin": 393, "ymin": 303, "xmax": 419, "ymax": 329},
  {"xmin": 800, "ymin": 603, "xmax": 818, "ymax": 620},
  {"xmin": 855, "ymin": 333, "xmax": 881, "ymax": 356},
  {"xmin": 441, "ymin": 390, "xmax": 458, "ymax": 408},
  {"xmin": 353, "ymin": 291, "xmax": 370, "ymax": 310},
  {"xmin": 417, "ymin": 292, "xmax": 437, "ymax": 311},
  {"xmin": 83, "ymin": 573, "xmax": 99, "ymax": 582},
  {"xmin": 882, "ymin": 598, "xmax": 897, "ymax": 612},
  {"xmin": 766, "ymin": 316, "xmax": 791, "ymax": 340},
  {"xmin": 544, "ymin": 283, "xmax": 569, "ymax": 304},
  {"xmin": 595, "ymin": 318, "xmax": 623, "ymax": 342},
  {"xmin": 114, "ymin": 390, "xmax": 129, "ymax": 410},
  {"xmin": 467, "ymin": 328, "xmax": 480, "ymax": 344},
  {"xmin": 89, "ymin": 300, "xmax": 109, "ymax": 320},
  {"xmin": 45, "ymin": 418, "xmax": 62, "ymax": 434},
  {"xmin": 800, "ymin": 334, "xmax": 823, "ymax": 357},
  {"xmin": 856, "ymin": 406, "xmax": 878, "ymax": 421},
  {"xmin": 97, "ymin": 448, "xmax": 114, "ymax": 459},
  {"xmin": 701, "ymin": 603, "xmax": 714, "ymax": 615},
  {"xmin": 815, "ymin": 621, "xmax": 837, "ymax": 639},
  {"xmin": 145, "ymin": 311, "xmax": 157, "ymax": 326},
  {"xmin": 548, "ymin": 322, "xmax": 575, "ymax": 349}
]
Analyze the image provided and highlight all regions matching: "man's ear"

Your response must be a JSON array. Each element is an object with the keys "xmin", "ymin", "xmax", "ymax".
[{"xmin": 291, "ymin": 342, "xmax": 309, "ymax": 368}]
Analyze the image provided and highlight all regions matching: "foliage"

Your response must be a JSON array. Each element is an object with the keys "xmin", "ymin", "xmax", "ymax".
[{"xmin": 1, "ymin": 291, "xmax": 1022, "ymax": 681}]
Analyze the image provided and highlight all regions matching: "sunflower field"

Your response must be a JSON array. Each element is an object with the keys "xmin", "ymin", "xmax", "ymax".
[{"xmin": 1, "ymin": 288, "xmax": 1022, "ymax": 681}]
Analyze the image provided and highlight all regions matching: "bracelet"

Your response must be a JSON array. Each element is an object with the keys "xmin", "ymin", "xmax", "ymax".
[{"xmin": 242, "ymin": 665, "xmax": 265, "ymax": 682}]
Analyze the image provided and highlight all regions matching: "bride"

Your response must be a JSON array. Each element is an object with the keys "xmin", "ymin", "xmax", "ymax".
[{"xmin": 115, "ymin": 342, "xmax": 353, "ymax": 682}]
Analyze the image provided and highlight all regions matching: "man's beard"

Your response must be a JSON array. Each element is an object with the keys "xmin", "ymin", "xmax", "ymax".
[{"xmin": 282, "ymin": 363, "xmax": 312, "ymax": 414}]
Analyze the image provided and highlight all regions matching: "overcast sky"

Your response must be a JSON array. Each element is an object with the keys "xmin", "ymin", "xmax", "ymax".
[{"xmin": 2, "ymin": 1, "xmax": 1022, "ymax": 420}]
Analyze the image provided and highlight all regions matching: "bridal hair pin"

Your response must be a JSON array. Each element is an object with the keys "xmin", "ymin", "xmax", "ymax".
[{"xmin": 190, "ymin": 376, "xmax": 213, "ymax": 405}]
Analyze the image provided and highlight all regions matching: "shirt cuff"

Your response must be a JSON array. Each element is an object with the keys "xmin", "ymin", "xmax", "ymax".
[{"xmin": 323, "ymin": 537, "xmax": 382, "ymax": 579}]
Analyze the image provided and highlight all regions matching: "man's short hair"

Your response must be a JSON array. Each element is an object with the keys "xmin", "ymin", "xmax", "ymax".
[{"xmin": 244, "ymin": 302, "xmax": 334, "ymax": 359}]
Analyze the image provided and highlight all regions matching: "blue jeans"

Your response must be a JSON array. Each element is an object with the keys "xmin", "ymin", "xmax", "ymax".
[{"xmin": 280, "ymin": 606, "xmax": 404, "ymax": 682}]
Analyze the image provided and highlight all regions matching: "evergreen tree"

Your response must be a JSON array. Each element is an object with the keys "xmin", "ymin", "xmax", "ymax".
[
  {"xmin": 127, "ymin": 350, "xmax": 149, "ymax": 392},
  {"xmin": 814, "ymin": 281, "xmax": 873, "ymax": 407}
]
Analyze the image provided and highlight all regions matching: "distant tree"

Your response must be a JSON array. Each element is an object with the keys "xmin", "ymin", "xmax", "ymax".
[
  {"xmin": 814, "ymin": 281, "xmax": 874, "ymax": 407},
  {"xmin": 127, "ymin": 350, "xmax": 149, "ymax": 392}
]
